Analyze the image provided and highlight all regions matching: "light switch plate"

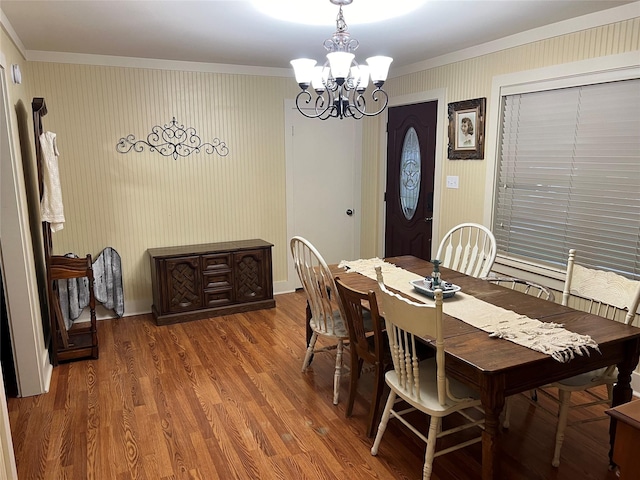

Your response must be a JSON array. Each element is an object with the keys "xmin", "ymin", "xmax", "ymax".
[{"xmin": 446, "ymin": 175, "xmax": 459, "ymax": 189}]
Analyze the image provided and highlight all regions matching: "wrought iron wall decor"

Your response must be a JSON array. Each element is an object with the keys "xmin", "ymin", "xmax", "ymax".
[{"xmin": 116, "ymin": 117, "xmax": 229, "ymax": 160}]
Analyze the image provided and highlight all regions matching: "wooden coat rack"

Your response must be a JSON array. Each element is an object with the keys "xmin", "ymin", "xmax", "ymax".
[{"xmin": 33, "ymin": 98, "xmax": 98, "ymax": 365}]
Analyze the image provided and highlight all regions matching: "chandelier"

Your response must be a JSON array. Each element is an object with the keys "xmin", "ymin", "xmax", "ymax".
[{"xmin": 290, "ymin": 0, "xmax": 393, "ymax": 120}]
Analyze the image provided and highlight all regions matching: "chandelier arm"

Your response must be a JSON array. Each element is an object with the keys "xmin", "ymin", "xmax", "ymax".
[
  {"xmin": 350, "ymin": 87, "xmax": 390, "ymax": 117},
  {"xmin": 294, "ymin": 90, "xmax": 336, "ymax": 120},
  {"xmin": 290, "ymin": 0, "xmax": 391, "ymax": 120}
]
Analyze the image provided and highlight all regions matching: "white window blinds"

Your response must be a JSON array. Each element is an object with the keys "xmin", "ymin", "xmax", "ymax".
[{"xmin": 493, "ymin": 79, "xmax": 640, "ymax": 280}]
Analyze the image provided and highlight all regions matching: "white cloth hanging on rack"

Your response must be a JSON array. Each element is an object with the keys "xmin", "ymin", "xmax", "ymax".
[{"xmin": 39, "ymin": 131, "xmax": 65, "ymax": 232}]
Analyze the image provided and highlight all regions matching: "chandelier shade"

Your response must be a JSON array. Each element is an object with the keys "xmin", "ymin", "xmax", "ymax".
[{"xmin": 290, "ymin": 0, "xmax": 393, "ymax": 120}]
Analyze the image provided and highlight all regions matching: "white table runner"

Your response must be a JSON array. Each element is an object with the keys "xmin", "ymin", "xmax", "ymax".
[{"xmin": 338, "ymin": 258, "xmax": 599, "ymax": 363}]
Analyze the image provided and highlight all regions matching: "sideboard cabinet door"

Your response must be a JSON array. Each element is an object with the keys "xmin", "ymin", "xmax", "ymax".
[
  {"xmin": 233, "ymin": 249, "xmax": 272, "ymax": 303},
  {"xmin": 164, "ymin": 256, "xmax": 203, "ymax": 314}
]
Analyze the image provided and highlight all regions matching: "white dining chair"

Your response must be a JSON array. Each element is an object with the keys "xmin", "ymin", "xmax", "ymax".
[
  {"xmin": 531, "ymin": 249, "xmax": 640, "ymax": 467},
  {"xmin": 436, "ymin": 223, "xmax": 497, "ymax": 278},
  {"xmin": 290, "ymin": 236, "xmax": 354, "ymax": 405},
  {"xmin": 371, "ymin": 267, "xmax": 484, "ymax": 480}
]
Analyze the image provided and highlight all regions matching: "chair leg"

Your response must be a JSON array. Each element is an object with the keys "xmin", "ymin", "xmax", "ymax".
[
  {"xmin": 346, "ymin": 351, "xmax": 360, "ymax": 417},
  {"xmin": 366, "ymin": 362, "xmax": 385, "ymax": 438},
  {"xmin": 606, "ymin": 384, "xmax": 613, "ymax": 402},
  {"xmin": 333, "ymin": 339, "xmax": 344, "ymax": 405},
  {"xmin": 552, "ymin": 389, "xmax": 572, "ymax": 467},
  {"xmin": 371, "ymin": 391, "xmax": 396, "ymax": 455},
  {"xmin": 502, "ymin": 397, "xmax": 512, "ymax": 429},
  {"xmin": 302, "ymin": 332, "xmax": 318, "ymax": 372},
  {"xmin": 423, "ymin": 416, "xmax": 441, "ymax": 480}
]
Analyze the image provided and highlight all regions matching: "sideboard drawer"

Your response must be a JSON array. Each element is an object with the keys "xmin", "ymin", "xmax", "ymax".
[
  {"xmin": 202, "ymin": 253, "xmax": 231, "ymax": 271},
  {"xmin": 204, "ymin": 290, "xmax": 234, "ymax": 308},
  {"xmin": 203, "ymin": 271, "xmax": 232, "ymax": 290}
]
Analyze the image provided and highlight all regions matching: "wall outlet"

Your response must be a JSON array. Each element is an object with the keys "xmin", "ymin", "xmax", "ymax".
[{"xmin": 446, "ymin": 175, "xmax": 459, "ymax": 189}]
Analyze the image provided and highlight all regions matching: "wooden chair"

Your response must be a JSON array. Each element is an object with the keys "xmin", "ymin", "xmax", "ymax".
[
  {"xmin": 436, "ymin": 223, "xmax": 497, "ymax": 278},
  {"xmin": 482, "ymin": 276, "xmax": 555, "ymax": 302},
  {"xmin": 482, "ymin": 276, "xmax": 555, "ymax": 428},
  {"xmin": 335, "ymin": 278, "xmax": 388, "ymax": 437},
  {"xmin": 537, "ymin": 249, "xmax": 640, "ymax": 467},
  {"xmin": 290, "ymin": 236, "xmax": 352, "ymax": 405},
  {"xmin": 371, "ymin": 267, "xmax": 484, "ymax": 480}
]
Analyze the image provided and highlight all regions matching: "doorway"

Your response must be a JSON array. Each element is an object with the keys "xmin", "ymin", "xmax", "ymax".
[
  {"xmin": 384, "ymin": 101, "xmax": 438, "ymax": 260},
  {"xmin": 0, "ymin": 262, "xmax": 18, "ymax": 398},
  {"xmin": 285, "ymin": 100, "xmax": 361, "ymax": 290},
  {"xmin": 0, "ymin": 56, "xmax": 51, "ymax": 397}
]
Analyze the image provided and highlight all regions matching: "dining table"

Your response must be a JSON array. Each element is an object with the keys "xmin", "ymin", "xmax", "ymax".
[{"xmin": 326, "ymin": 255, "xmax": 640, "ymax": 480}]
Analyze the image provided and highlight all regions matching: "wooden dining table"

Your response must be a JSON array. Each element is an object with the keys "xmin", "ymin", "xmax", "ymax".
[{"xmin": 328, "ymin": 255, "xmax": 640, "ymax": 480}]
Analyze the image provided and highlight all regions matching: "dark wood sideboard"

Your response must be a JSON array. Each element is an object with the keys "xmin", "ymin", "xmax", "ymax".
[
  {"xmin": 606, "ymin": 400, "xmax": 640, "ymax": 479},
  {"xmin": 148, "ymin": 239, "xmax": 275, "ymax": 325}
]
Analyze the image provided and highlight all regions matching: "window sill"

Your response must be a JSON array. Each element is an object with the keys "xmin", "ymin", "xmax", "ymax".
[{"xmin": 492, "ymin": 255, "xmax": 566, "ymax": 292}]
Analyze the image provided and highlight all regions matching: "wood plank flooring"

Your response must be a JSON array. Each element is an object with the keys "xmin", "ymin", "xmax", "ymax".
[{"xmin": 7, "ymin": 291, "xmax": 627, "ymax": 479}]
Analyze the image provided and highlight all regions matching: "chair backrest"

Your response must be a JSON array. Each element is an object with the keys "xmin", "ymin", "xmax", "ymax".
[
  {"xmin": 436, "ymin": 223, "xmax": 497, "ymax": 278},
  {"xmin": 335, "ymin": 278, "xmax": 385, "ymax": 365},
  {"xmin": 483, "ymin": 276, "xmax": 555, "ymax": 302},
  {"xmin": 290, "ymin": 236, "xmax": 345, "ymax": 335},
  {"xmin": 375, "ymin": 267, "xmax": 447, "ymax": 405},
  {"xmin": 562, "ymin": 249, "xmax": 640, "ymax": 326}
]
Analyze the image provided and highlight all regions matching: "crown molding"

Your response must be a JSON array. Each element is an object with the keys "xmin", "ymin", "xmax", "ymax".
[
  {"xmin": 392, "ymin": 1, "xmax": 640, "ymax": 78},
  {"xmin": 24, "ymin": 50, "xmax": 292, "ymax": 77}
]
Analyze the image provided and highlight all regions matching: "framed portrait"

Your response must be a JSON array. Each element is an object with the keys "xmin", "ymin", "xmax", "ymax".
[{"xmin": 447, "ymin": 97, "xmax": 486, "ymax": 160}]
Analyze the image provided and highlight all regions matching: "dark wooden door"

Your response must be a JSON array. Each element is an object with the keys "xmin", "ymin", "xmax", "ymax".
[{"xmin": 384, "ymin": 102, "xmax": 437, "ymax": 260}]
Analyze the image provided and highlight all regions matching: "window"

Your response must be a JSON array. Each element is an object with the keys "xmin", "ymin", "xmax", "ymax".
[
  {"xmin": 493, "ymin": 78, "xmax": 640, "ymax": 280},
  {"xmin": 400, "ymin": 127, "xmax": 421, "ymax": 220}
]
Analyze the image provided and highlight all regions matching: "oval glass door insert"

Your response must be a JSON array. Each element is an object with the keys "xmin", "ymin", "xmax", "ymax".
[{"xmin": 400, "ymin": 127, "xmax": 421, "ymax": 220}]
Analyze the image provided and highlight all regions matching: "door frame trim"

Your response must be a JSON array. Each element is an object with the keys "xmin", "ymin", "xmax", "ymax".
[
  {"xmin": 377, "ymin": 89, "xmax": 447, "ymax": 259},
  {"xmin": 0, "ymin": 53, "xmax": 53, "ymax": 397}
]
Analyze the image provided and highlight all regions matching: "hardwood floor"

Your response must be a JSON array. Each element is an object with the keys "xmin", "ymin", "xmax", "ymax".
[{"xmin": 7, "ymin": 291, "xmax": 626, "ymax": 479}]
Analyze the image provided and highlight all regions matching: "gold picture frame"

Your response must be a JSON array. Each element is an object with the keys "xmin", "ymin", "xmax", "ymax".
[{"xmin": 447, "ymin": 97, "xmax": 486, "ymax": 160}]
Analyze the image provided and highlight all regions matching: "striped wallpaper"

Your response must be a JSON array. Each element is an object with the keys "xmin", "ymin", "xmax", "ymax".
[
  {"xmin": 22, "ymin": 16, "xmax": 640, "ymax": 316},
  {"xmin": 378, "ymin": 17, "xmax": 640, "ymax": 256},
  {"xmin": 26, "ymin": 64, "xmax": 296, "ymax": 312}
]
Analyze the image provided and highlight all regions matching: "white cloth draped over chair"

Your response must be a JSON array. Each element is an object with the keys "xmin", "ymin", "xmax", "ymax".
[{"xmin": 515, "ymin": 249, "xmax": 640, "ymax": 467}]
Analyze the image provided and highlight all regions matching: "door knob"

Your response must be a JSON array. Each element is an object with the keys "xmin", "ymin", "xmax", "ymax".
[
  {"xmin": 424, "ymin": 217, "xmax": 433, "ymax": 222},
  {"xmin": 346, "ymin": 209, "xmax": 354, "ymax": 216}
]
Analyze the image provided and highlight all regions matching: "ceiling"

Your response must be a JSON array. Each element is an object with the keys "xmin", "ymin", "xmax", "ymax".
[{"xmin": 1, "ymin": 1, "xmax": 637, "ymax": 74}]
